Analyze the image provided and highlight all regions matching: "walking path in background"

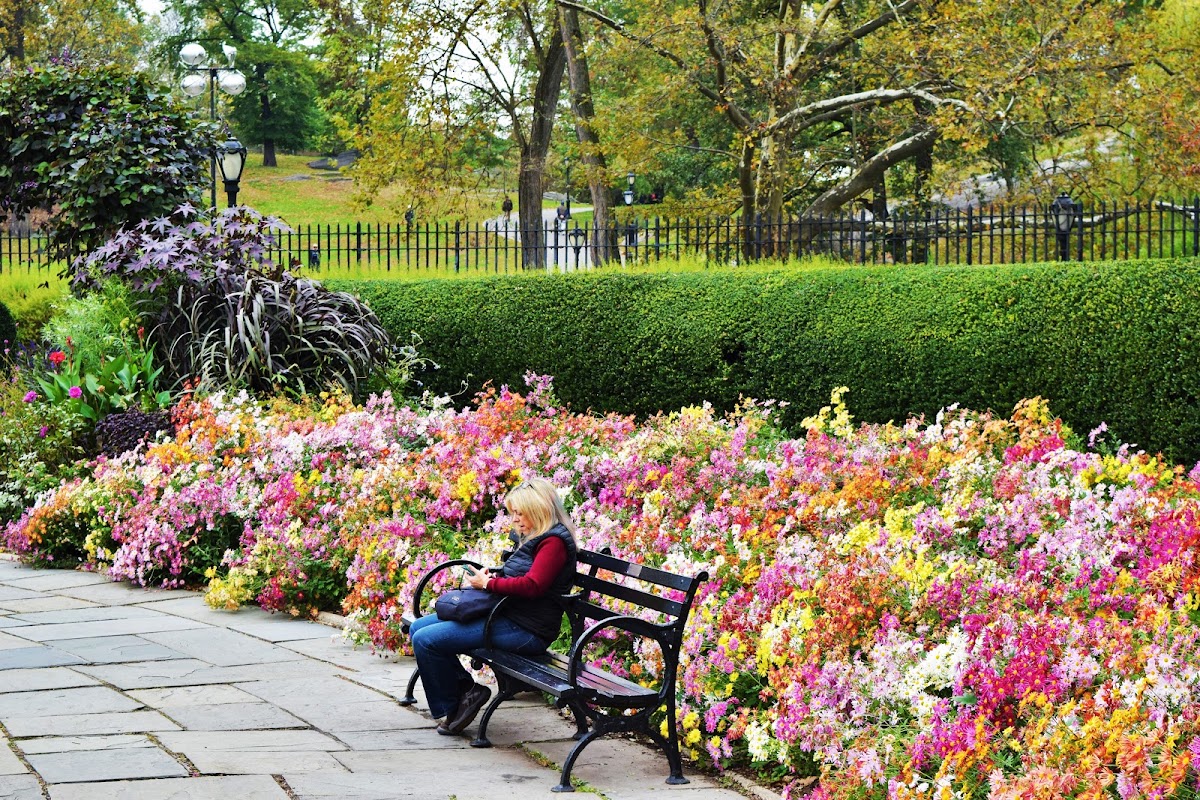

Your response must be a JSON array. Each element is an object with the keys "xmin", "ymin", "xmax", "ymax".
[
  {"xmin": 485, "ymin": 205, "xmax": 595, "ymax": 271},
  {"xmin": 0, "ymin": 556, "xmax": 758, "ymax": 800}
]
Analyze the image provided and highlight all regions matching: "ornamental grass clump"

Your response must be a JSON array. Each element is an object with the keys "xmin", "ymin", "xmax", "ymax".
[
  {"xmin": 72, "ymin": 204, "xmax": 399, "ymax": 400},
  {"xmin": 10, "ymin": 376, "xmax": 1200, "ymax": 798}
]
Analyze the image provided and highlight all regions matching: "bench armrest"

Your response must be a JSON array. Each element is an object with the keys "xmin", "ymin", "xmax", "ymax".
[
  {"xmin": 565, "ymin": 614, "xmax": 672, "ymax": 689},
  {"xmin": 411, "ymin": 558, "xmax": 489, "ymax": 618}
]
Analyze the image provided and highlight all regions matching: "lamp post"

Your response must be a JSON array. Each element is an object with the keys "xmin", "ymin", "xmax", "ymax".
[
  {"xmin": 1049, "ymin": 191, "xmax": 1077, "ymax": 262},
  {"xmin": 179, "ymin": 42, "xmax": 247, "ymax": 210},
  {"xmin": 568, "ymin": 225, "xmax": 586, "ymax": 269},
  {"xmin": 217, "ymin": 136, "xmax": 248, "ymax": 208},
  {"xmin": 564, "ymin": 159, "xmax": 572, "ymax": 219},
  {"xmin": 624, "ymin": 171, "xmax": 635, "ymax": 206}
]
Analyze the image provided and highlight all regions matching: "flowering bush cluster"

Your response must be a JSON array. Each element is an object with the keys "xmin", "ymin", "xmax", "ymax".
[{"xmin": 7, "ymin": 376, "xmax": 1200, "ymax": 799}]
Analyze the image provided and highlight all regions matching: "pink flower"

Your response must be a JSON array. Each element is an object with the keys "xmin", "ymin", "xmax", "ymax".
[
  {"xmin": 23, "ymin": 391, "xmax": 36, "ymax": 403},
  {"xmin": 38, "ymin": 426, "xmax": 48, "ymax": 438},
  {"xmin": 68, "ymin": 386, "xmax": 83, "ymax": 399}
]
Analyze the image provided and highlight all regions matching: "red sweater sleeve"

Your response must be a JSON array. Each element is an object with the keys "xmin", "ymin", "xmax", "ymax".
[{"xmin": 488, "ymin": 536, "xmax": 567, "ymax": 599}]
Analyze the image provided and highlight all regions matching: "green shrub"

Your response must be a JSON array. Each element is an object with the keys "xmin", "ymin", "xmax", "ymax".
[
  {"xmin": 0, "ymin": 300, "xmax": 16, "ymax": 349},
  {"xmin": 334, "ymin": 258, "xmax": 1200, "ymax": 464}
]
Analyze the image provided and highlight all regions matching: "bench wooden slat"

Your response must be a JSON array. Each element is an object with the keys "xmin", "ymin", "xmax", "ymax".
[
  {"xmin": 575, "ymin": 573, "xmax": 686, "ymax": 618},
  {"xmin": 476, "ymin": 649, "xmax": 657, "ymax": 707},
  {"xmin": 578, "ymin": 549, "xmax": 696, "ymax": 592}
]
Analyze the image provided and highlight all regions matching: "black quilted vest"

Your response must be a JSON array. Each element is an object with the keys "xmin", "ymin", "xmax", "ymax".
[{"xmin": 498, "ymin": 523, "xmax": 577, "ymax": 642}]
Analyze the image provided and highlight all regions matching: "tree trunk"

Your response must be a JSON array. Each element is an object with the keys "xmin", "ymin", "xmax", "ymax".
[
  {"xmin": 911, "ymin": 98, "xmax": 934, "ymax": 264},
  {"xmin": 738, "ymin": 139, "xmax": 757, "ymax": 261},
  {"xmin": 8, "ymin": 1, "xmax": 25, "ymax": 62},
  {"xmin": 754, "ymin": 129, "xmax": 789, "ymax": 258},
  {"xmin": 260, "ymin": 86, "xmax": 277, "ymax": 167},
  {"xmin": 559, "ymin": 5, "xmax": 612, "ymax": 265},
  {"xmin": 518, "ymin": 31, "xmax": 567, "ymax": 269}
]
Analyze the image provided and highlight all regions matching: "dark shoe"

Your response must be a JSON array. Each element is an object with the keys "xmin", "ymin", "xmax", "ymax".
[{"xmin": 441, "ymin": 683, "xmax": 490, "ymax": 734}]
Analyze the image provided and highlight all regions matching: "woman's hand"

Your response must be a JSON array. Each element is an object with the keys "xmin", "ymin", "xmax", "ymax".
[{"xmin": 464, "ymin": 565, "xmax": 490, "ymax": 590}]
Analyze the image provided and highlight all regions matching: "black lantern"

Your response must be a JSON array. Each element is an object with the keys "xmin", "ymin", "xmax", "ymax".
[
  {"xmin": 217, "ymin": 136, "xmax": 248, "ymax": 208},
  {"xmin": 624, "ymin": 171, "xmax": 635, "ymax": 206},
  {"xmin": 568, "ymin": 226, "xmax": 587, "ymax": 264},
  {"xmin": 1049, "ymin": 192, "xmax": 1077, "ymax": 261}
]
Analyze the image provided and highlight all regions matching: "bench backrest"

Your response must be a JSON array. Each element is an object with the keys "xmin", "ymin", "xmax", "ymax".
[{"xmin": 566, "ymin": 548, "xmax": 708, "ymax": 665}]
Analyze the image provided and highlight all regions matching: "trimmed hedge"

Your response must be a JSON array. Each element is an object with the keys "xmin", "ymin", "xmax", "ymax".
[{"xmin": 332, "ymin": 258, "xmax": 1200, "ymax": 464}]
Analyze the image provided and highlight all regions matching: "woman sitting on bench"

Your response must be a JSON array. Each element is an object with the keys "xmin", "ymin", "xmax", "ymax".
[{"xmin": 410, "ymin": 477, "xmax": 579, "ymax": 735}]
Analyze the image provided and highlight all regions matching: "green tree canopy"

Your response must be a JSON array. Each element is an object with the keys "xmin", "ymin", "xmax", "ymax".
[{"xmin": 0, "ymin": 61, "xmax": 215, "ymax": 259}]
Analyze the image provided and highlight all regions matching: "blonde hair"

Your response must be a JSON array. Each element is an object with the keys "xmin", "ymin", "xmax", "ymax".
[{"xmin": 504, "ymin": 477, "xmax": 577, "ymax": 542}]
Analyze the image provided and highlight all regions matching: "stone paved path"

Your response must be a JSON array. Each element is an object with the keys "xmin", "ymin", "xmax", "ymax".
[{"xmin": 0, "ymin": 557, "xmax": 754, "ymax": 800}]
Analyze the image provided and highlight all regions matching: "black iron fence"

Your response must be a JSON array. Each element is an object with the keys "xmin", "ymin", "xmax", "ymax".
[{"xmin": 5, "ymin": 199, "xmax": 1200, "ymax": 275}]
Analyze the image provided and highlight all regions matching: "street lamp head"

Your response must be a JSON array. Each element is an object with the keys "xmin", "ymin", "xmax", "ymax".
[
  {"xmin": 627, "ymin": 171, "xmax": 635, "ymax": 187},
  {"xmin": 221, "ymin": 43, "xmax": 237, "ymax": 68},
  {"xmin": 568, "ymin": 227, "xmax": 586, "ymax": 245},
  {"xmin": 180, "ymin": 42, "xmax": 208, "ymax": 68},
  {"xmin": 218, "ymin": 136, "xmax": 248, "ymax": 184},
  {"xmin": 218, "ymin": 70, "xmax": 247, "ymax": 96},
  {"xmin": 1050, "ymin": 191, "xmax": 1076, "ymax": 233},
  {"xmin": 180, "ymin": 73, "xmax": 207, "ymax": 97},
  {"xmin": 623, "ymin": 189, "xmax": 634, "ymax": 206}
]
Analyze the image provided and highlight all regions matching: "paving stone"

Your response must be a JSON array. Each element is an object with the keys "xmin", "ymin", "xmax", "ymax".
[
  {"xmin": 236, "ymin": 675, "xmax": 394, "ymax": 708},
  {"xmin": 48, "ymin": 775, "xmax": 292, "ymax": 800},
  {"xmin": 0, "ymin": 739, "xmax": 27, "ymax": 774},
  {"xmin": 135, "ymin": 598, "xmax": 288, "ymax": 627},
  {"xmin": 0, "ymin": 586, "xmax": 41, "ymax": 602},
  {"xmin": 156, "ymin": 729, "xmax": 347, "ymax": 753},
  {"xmin": 9, "ymin": 606, "xmax": 167, "ymax": 626},
  {"xmin": 17, "ymin": 734, "xmax": 156, "ymax": 754},
  {"xmin": 0, "ymin": 618, "xmax": 28, "ymax": 629},
  {"xmin": 27, "ymin": 745, "xmax": 188, "ymax": 783},
  {"xmin": 278, "ymin": 637, "xmax": 405, "ymax": 671},
  {"xmin": 0, "ymin": 667, "xmax": 99, "ymax": 693},
  {"xmin": 4, "ymin": 710, "xmax": 181, "ymax": 737},
  {"xmin": 221, "ymin": 618, "xmax": 337, "ymax": 643},
  {"xmin": 187, "ymin": 748, "xmax": 348, "ymax": 775},
  {"xmin": 126, "ymin": 685, "xmax": 262, "ymax": 708},
  {"xmin": 81, "ymin": 658, "xmax": 330, "ymax": 690},
  {"xmin": 285, "ymin": 771, "xmax": 555, "ymax": 800},
  {"xmin": 47, "ymin": 635, "xmax": 188, "ymax": 665},
  {"xmin": 0, "ymin": 631, "xmax": 39, "ymax": 651},
  {"xmin": 0, "ymin": 597, "xmax": 96, "ymax": 614},
  {"xmin": 278, "ymin": 700, "xmax": 428, "ymax": 732},
  {"xmin": 162, "ymin": 701, "xmax": 307, "ymax": 731},
  {"xmin": 525, "ymin": 737, "xmax": 739, "ymax": 799},
  {"xmin": 328, "ymin": 746, "xmax": 558, "ymax": 785},
  {"xmin": 0, "ymin": 685, "xmax": 142, "ymax": 718},
  {"xmin": 3, "ymin": 572, "xmax": 111, "ymax": 591},
  {"xmin": 140, "ymin": 628, "xmax": 308, "ymax": 667},
  {"xmin": 331, "ymin": 727, "xmax": 480, "ymax": 751},
  {"xmin": 55, "ymin": 582, "xmax": 194, "ymax": 607},
  {"xmin": 0, "ymin": 773, "xmax": 41, "ymax": 800},
  {"xmin": 7, "ymin": 615, "xmax": 208, "ymax": 643},
  {"xmin": 0, "ymin": 646, "xmax": 84, "ymax": 671}
]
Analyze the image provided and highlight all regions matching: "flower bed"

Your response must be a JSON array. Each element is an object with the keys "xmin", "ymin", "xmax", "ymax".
[{"xmin": 6, "ymin": 376, "xmax": 1200, "ymax": 799}]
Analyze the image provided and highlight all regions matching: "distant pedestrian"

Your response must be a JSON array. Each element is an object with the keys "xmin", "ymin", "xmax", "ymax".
[
  {"xmin": 501, "ymin": 195, "xmax": 513, "ymax": 224},
  {"xmin": 404, "ymin": 207, "xmax": 414, "ymax": 226},
  {"xmin": 555, "ymin": 202, "xmax": 568, "ymax": 230}
]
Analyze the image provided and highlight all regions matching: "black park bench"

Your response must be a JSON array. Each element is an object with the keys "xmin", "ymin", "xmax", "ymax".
[{"xmin": 399, "ymin": 548, "xmax": 708, "ymax": 792}]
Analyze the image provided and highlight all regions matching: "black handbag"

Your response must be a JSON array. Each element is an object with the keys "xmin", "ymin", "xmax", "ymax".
[{"xmin": 435, "ymin": 588, "xmax": 502, "ymax": 622}]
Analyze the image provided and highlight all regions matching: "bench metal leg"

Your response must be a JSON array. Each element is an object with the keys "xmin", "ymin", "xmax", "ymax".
[
  {"xmin": 646, "ymin": 726, "xmax": 689, "ymax": 785},
  {"xmin": 553, "ymin": 728, "xmax": 604, "ymax": 792},
  {"xmin": 397, "ymin": 668, "xmax": 420, "ymax": 706},
  {"xmin": 556, "ymin": 698, "xmax": 590, "ymax": 740},
  {"xmin": 470, "ymin": 676, "xmax": 522, "ymax": 748}
]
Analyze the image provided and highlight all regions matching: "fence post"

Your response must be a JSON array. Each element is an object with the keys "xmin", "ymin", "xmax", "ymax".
[
  {"xmin": 1077, "ymin": 201, "xmax": 1085, "ymax": 262},
  {"xmin": 1194, "ymin": 197, "xmax": 1199, "ymax": 257},
  {"xmin": 966, "ymin": 206, "xmax": 973, "ymax": 266},
  {"xmin": 355, "ymin": 221, "xmax": 362, "ymax": 263},
  {"xmin": 454, "ymin": 220, "xmax": 461, "ymax": 273}
]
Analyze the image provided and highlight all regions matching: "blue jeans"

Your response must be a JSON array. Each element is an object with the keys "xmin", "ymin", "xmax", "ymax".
[{"xmin": 409, "ymin": 613, "xmax": 548, "ymax": 718}]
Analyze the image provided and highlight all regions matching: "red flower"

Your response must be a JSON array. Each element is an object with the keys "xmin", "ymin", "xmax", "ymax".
[{"xmin": 48, "ymin": 351, "xmax": 66, "ymax": 366}]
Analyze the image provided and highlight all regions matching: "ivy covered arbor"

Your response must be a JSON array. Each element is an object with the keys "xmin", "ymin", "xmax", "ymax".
[{"xmin": 0, "ymin": 60, "xmax": 216, "ymax": 260}]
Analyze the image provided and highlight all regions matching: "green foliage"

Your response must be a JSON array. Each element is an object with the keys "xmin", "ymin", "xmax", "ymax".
[
  {"xmin": 229, "ymin": 44, "xmax": 326, "ymax": 154},
  {"xmin": 0, "ymin": 61, "xmax": 215, "ymax": 260},
  {"xmin": 0, "ymin": 300, "xmax": 16, "ymax": 347},
  {"xmin": 341, "ymin": 258, "xmax": 1200, "ymax": 464},
  {"xmin": 0, "ymin": 373, "xmax": 89, "ymax": 525},
  {"xmin": 42, "ymin": 283, "xmax": 139, "ymax": 376}
]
